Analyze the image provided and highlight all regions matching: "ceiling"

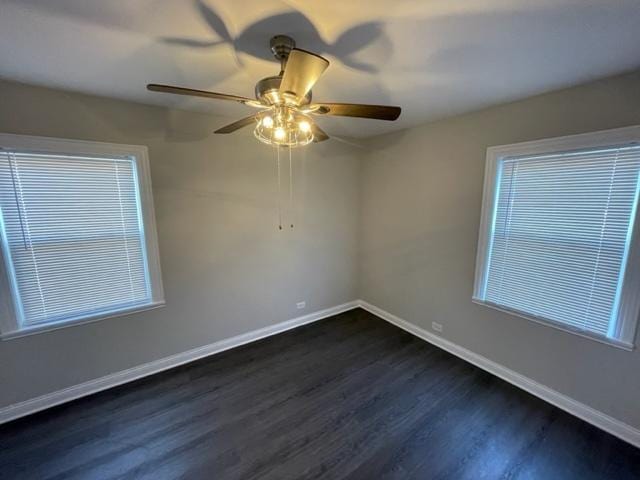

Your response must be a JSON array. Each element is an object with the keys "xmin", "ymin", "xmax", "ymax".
[{"xmin": 1, "ymin": 0, "xmax": 639, "ymax": 138}]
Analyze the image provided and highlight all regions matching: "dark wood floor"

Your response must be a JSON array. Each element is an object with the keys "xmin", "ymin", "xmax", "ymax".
[{"xmin": 0, "ymin": 308, "xmax": 638, "ymax": 480}]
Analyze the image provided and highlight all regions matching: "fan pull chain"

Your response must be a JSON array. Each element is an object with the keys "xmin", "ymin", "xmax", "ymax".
[
  {"xmin": 276, "ymin": 145, "xmax": 283, "ymax": 230},
  {"xmin": 300, "ymin": 144, "xmax": 306, "ymax": 224},
  {"xmin": 289, "ymin": 145, "xmax": 294, "ymax": 228}
]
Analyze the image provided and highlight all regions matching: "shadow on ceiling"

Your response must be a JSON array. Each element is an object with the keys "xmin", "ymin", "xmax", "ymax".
[{"xmin": 160, "ymin": 0, "xmax": 392, "ymax": 74}]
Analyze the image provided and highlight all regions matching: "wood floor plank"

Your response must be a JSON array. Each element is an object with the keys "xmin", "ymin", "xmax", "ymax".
[{"xmin": 0, "ymin": 308, "xmax": 638, "ymax": 479}]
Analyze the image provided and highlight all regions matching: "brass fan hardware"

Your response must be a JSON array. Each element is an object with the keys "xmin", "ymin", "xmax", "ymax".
[
  {"xmin": 147, "ymin": 35, "xmax": 401, "ymax": 229},
  {"xmin": 147, "ymin": 34, "xmax": 401, "ymax": 146}
]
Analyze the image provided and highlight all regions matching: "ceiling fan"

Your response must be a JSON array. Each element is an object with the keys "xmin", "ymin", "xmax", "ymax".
[{"xmin": 147, "ymin": 35, "xmax": 401, "ymax": 147}]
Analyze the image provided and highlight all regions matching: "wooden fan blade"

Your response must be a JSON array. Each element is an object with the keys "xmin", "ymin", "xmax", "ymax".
[
  {"xmin": 310, "ymin": 103, "xmax": 401, "ymax": 121},
  {"xmin": 280, "ymin": 49, "xmax": 329, "ymax": 102},
  {"xmin": 214, "ymin": 115, "xmax": 256, "ymax": 134},
  {"xmin": 147, "ymin": 84, "xmax": 261, "ymax": 106},
  {"xmin": 312, "ymin": 123, "xmax": 329, "ymax": 143}
]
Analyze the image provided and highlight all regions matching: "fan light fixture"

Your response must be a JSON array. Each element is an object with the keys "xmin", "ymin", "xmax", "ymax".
[
  {"xmin": 254, "ymin": 106, "xmax": 314, "ymax": 147},
  {"xmin": 147, "ymin": 35, "xmax": 401, "ymax": 229},
  {"xmin": 147, "ymin": 34, "xmax": 401, "ymax": 148}
]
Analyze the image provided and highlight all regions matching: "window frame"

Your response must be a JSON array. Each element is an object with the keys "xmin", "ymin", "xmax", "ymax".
[
  {"xmin": 473, "ymin": 125, "xmax": 640, "ymax": 351},
  {"xmin": 0, "ymin": 133, "xmax": 164, "ymax": 340}
]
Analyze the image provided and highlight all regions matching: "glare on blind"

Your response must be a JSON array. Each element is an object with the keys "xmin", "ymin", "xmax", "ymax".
[
  {"xmin": 481, "ymin": 144, "xmax": 640, "ymax": 337},
  {"xmin": 0, "ymin": 150, "xmax": 151, "ymax": 326}
]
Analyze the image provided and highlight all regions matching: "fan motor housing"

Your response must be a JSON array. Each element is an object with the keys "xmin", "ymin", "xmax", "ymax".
[
  {"xmin": 257, "ymin": 35, "xmax": 312, "ymax": 106},
  {"xmin": 255, "ymin": 75, "xmax": 312, "ymax": 106}
]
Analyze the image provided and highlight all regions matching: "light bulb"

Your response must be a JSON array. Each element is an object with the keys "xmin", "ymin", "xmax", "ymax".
[
  {"xmin": 261, "ymin": 116, "xmax": 274, "ymax": 128},
  {"xmin": 274, "ymin": 127, "xmax": 286, "ymax": 140},
  {"xmin": 298, "ymin": 120, "xmax": 311, "ymax": 133}
]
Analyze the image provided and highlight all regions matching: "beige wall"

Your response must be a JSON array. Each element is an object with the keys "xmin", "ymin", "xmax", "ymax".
[
  {"xmin": 3, "ymin": 69, "xmax": 640, "ymax": 431},
  {"xmin": 0, "ymin": 79, "xmax": 361, "ymax": 407},
  {"xmin": 360, "ymin": 70, "xmax": 640, "ymax": 429}
]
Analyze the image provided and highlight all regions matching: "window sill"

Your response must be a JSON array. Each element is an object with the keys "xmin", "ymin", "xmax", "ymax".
[
  {"xmin": 0, "ymin": 301, "xmax": 166, "ymax": 341},
  {"xmin": 472, "ymin": 298, "xmax": 634, "ymax": 351}
]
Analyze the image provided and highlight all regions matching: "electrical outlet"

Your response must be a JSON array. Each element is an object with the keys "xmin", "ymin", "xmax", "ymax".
[
  {"xmin": 431, "ymin": 321, "xmax": 443, "ymax": 333},
  {"xmin": 296, "ymin": 301, "xmax": 306, "ymax": 309}
]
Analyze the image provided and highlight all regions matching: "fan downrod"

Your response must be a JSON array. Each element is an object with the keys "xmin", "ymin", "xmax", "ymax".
[{"xmin": 270, "ymin": 35, "xmax": 296, "ymax": 71}]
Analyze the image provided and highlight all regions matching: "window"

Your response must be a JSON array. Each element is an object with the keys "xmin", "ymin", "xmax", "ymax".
[
  {"xmin": 0, "ymin": 134, "xmax": 164, "ymax": 339},
  {"xmin": 474, "ymin": 126, "xmax": 640, "ymax": 349}
]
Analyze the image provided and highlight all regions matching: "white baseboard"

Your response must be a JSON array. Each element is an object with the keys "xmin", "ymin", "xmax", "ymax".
[
  {"xmin": 4, "ymin": 299, "xmax": 639, "ymax": 450},
  {"xmin": 0, "ymin": 301, "xmax": 358, "ymax": 425},
  {"xmin": 357, "ymin": 299, "xmax": 640, "ymax": 449}
]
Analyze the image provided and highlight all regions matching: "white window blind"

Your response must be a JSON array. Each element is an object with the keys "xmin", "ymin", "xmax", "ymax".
[
  {"xmin": 479, "ymin": 144, "xmax": 640, "ymax": 339},
  {"xmin": 0, "ymin": 149, "xmax": 153, "ymax": 328}
]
